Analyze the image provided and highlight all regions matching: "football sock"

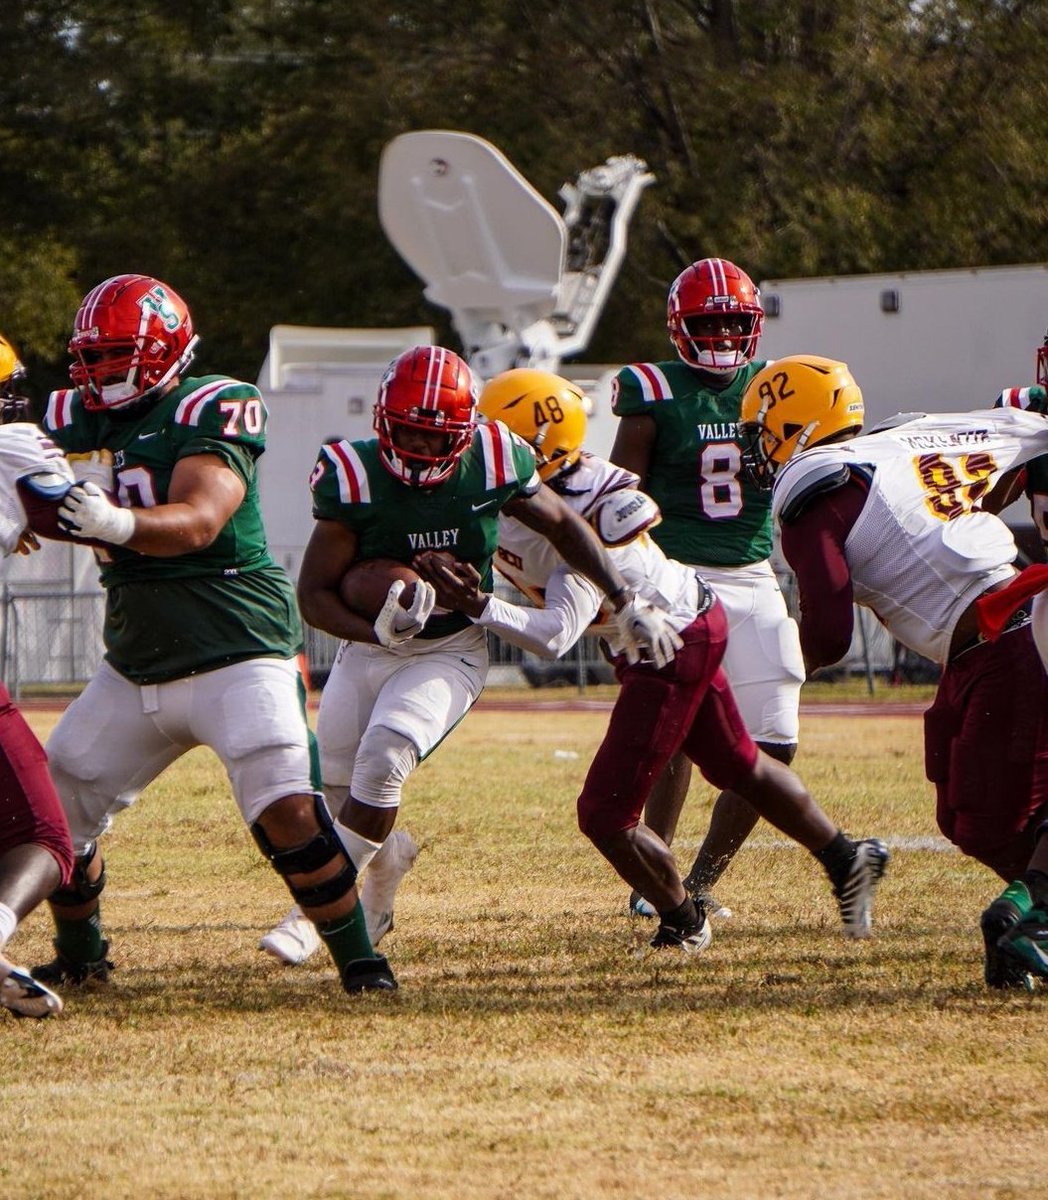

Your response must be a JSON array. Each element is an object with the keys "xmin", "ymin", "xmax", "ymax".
[
  {"xmin": 317, "ymin": 901, "xmax": 378, "ymax": 970},
  {"xmin": 659, "ymin": 895, "xmax": 701, "ymax": 929},
  {"xmin": 1021, "ymin": 869, "xmax": 1048, "ymax": 909},
  {"xmin": 335, "ymin": 822, "xmax": 382, "ymax": 876},
  {"xmin": 53, "ymin": 911, "xmax": 106, "ymax": 963},
  {"xmin": 0, "ymin": 901, "xmax": 17, "ymax": 951},
  {"xmin": 813, "ymin": 830, "xmax": 856, "ymax": 890}
]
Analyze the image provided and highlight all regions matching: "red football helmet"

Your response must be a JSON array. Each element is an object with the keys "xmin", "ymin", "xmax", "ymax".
[
  {"xmin": 374, "ymin": 346, "xmax": 478, "ymax": 487},
  {"xmin": 68, "ymin": 274, "xmax": 199, "ymax": 411},
  {"xmin": 1038, "ymin": 329, "xmax": 1048, "ymax": 388},
  {"xmin": 667, "ymin": 257, "xmax": 764, "ymax": 373}
]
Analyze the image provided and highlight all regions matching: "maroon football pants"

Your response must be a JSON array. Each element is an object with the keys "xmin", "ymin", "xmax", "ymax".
[
  {"xmin": 0, "ymin": 683, "xmax": 74, "ymax": 884},
  {"xmin": 577, "ymin": 600, "xmax": 759, "ymax": 841},
  {"xmin": 925, "ymin": 624, "xmax": 1048, "ymax": 870}
]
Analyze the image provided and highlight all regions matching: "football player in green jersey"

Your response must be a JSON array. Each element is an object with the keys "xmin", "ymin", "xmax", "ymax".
[
  {"xmin": 610, "ymin": 258, "xmax": 805, "ymax": 919},
  {"xmin": 33, "ymin": 274, "xmax": 396, "ymax": 995},
  {"xmin": 260, "ymin": 346, "xmax": 682, "ymax": 978}
]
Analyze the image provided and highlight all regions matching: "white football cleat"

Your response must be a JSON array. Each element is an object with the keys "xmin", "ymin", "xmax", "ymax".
[
  {"xmin": 0, "ymin": 961, "xmax": 63, "ymax": 1018},
  {"xmin": 259, "ymin": 905, "xmax": 321, "ymax": 965},
  {"xmin": 360, "ymin": 830, "xmax": 419, "ymax": 946}
]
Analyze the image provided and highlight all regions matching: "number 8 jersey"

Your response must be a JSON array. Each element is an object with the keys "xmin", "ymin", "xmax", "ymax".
[
  {"xmin": 611, "ymin": 358, "xmax": 768, "ymax": 566},
  {"xmin": 44, "ymin": 375, "xmax": 301, "ymax": 683}
]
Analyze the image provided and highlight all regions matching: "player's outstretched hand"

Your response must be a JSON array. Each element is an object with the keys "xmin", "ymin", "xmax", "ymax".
[
  {"xmin": 57, "ymin": 482, "xmax": 135, "ymax": 545},
  {"xmin": 373, "ymin": 578, "xmax": 436, "ymax": 647},
  {"xmin": 612, "ymin": 594, "xmax": 684, "ymax": 669}
]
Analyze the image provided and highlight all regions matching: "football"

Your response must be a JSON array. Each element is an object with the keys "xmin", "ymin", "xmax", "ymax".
[{"xmin": 339, "ymin": 557, "xmax": 421, "ymax": 621}]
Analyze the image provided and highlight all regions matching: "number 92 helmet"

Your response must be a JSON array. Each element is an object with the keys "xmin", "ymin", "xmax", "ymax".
[
  {"xmin": 667, "ymin": 257, "xmax": 764, "ymax": 373},
  {"xmin": 739, "ymin": 355, "xmax": 865, "ymax": 489},
  {"xmin": 0, "ymin": 333, "xmax": 30, "ymax": 423},
  {"xmin": 68, "ymin": 274, "xmax": 199, "ymax": 412},
  {"xmin": 478, "ymin": 368, "xmax": 588, "ymax": 483},
  {"xmin": 374, "ymin": 345, "xmax": 479, "ymax": 487}
]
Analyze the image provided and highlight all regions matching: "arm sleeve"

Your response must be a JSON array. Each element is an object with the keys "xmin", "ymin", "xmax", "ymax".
[
  {"xmin": 780, "ymin": 480, "xmax": 866, "ymax": 671},
  {"xmin": 474, "ymin": 568, "xmax": 601, "ymax": 659}
]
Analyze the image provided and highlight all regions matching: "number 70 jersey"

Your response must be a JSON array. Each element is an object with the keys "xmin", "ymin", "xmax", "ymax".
[{"xmin": 44, "ymin": 374, "xmax": 275, "ymax": 585}]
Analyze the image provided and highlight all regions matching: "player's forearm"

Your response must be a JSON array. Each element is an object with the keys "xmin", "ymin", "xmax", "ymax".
[
  {"xmin": 297, "ymin": 584, "xmax": 378, "ymax": 644},
  {"xmin": 474, "ymin": 595, "xmax": 578, "ymax": 659},
  {"xmin": 119, "ymin": 503, "xmax": 223, "ymax": 556}
]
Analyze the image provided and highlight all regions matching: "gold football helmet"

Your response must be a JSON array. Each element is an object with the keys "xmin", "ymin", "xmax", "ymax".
[
  {"xmin": 740, "ymin": 355, "xmax": 864, "ymax": 488},
  {"xmin": 0, "ymin": 333, "xmax": 30, "ymax": 423},
  {"xmin": 478, "ymin": 368, "xmax": 588, "ymax": 482}
]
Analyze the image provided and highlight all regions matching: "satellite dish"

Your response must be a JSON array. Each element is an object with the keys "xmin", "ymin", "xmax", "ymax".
[{"xmin": 379, "ymin": 131, "xmax": 565, "ymax": 365}]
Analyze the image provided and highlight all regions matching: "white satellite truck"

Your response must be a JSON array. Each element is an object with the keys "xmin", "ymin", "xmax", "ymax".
[{"xmin": 255, "ymin": 129, "xmax": 654, "ymax": 579}]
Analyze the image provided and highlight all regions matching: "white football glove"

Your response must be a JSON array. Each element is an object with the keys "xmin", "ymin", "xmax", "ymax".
[
  {"xmin": 611, "ymin": 593, "xmax": 684, "ymax": 670},
  {"xmin": 57, "ymin": 481, "xmax": 135, "ymax": 545},
  {"xmin": 373, "ymin": 578, "xmax": 437, "ymax": 648}
]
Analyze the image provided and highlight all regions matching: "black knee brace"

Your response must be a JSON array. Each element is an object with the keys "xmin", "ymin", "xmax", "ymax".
[
  {"xmin": 251, "ymin": 795, "xmax": 358, "ymax": 909},
  {"xmin": 50, "ymin": 842, "xmax": 106, "ymax": 906}
]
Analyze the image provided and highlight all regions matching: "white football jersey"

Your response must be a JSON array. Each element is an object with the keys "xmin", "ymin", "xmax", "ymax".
[
  {"xmin": 484, "ymin": 452, "xmax": 704, "ymax": 658},
  {"xmin": 0, "ymin": 423, "xmax": 73, "ymax": 555},
  {"xmin": 772, "ymin": 408, "xmax": 1048, "ymax": 664}
]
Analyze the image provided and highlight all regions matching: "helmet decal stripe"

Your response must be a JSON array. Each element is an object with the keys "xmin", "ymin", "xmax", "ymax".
[{"xmin": 323, "ymin": 439, "xmax": 370, "ymax": 505}]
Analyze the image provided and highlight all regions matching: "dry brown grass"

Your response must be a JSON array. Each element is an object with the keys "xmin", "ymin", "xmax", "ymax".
[{"xmin": 3, "ymin": 704, "xmax": 1046, "ymax": 1200}]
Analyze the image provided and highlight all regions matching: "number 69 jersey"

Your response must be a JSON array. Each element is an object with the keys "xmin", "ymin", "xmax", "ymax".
[{"xmin": 771, "ymin": 407, "xmax": 1048, "ymax": 664}]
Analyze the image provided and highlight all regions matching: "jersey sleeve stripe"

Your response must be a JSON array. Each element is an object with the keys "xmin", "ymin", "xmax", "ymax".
[
  {"xmin": 322, "ymin": 440, "xmax": 370, "ymax": 504},
  {"xmin": 173, "ymin": 379, "xmax": 245, "ymax": 426},
  {"xmin": 478, "ymin": 421, "xmax": 513, "ymax": 489},
  {"xmin": 624, "ymin": 363, "xmax": 673, "ymax": 404},
  {"xmin": 45, "ymin": 389, "xmax": 76, "ymax": 430}
]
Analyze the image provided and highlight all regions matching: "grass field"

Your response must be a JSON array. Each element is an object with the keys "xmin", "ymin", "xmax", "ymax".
[{"xmin": 3, "ymin": 697, "xmax": 1047, "ymax": 1200}]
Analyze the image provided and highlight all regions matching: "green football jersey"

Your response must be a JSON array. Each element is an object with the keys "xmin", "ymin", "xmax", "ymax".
[
  {"xmin": 611, "ymin": 358, "xmax": 771, "ymax": 566},
  {"xmin": 44, "ymin": 376, "xmax": 301, "ymax": 683},
  {"xmin": 311, "ymin": 420, "xmax": 540, "ymax": 639}
]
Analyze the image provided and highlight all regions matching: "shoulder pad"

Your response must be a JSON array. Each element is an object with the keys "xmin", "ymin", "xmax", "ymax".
[
  {"xmin": 773, "ymin": 454, "xmax": 854, "ymax": 525},
  {"xmin": 314, "ymin": 439, "xmax": 372, "ymax": 505},
  {"xmin": 590, "ymin": 488, "xmax": 661, "ymax": 546},
  {"xmin": 172, "ymin": 378, "xmax": 267, "ymax": 447},
  {"xmin": 867, "ymin": 412, "xmax": 926, "ymax": 434},
  {"xmin": 611, "ymin": 362, "xmax": 674, "ymax": 414},
  {"xmin": 995, "ymin": 385, "xmax": 1048, "ymax": 413}
]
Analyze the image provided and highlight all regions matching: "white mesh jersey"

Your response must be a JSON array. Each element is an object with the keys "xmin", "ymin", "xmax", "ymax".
[
  {"xmin": 771, "ymin": 408, "xmax": 1048, "ymax": 664},
  {"xmin": 486, "ymin": 452, "xmax": 704, "ymax": 659},
  {"xmin": 0, "ymin": 423, "xmax": 73, "ymax": 555}
]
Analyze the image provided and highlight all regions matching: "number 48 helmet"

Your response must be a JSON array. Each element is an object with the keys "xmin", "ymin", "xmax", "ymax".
[
  {"xmin": 68, "ymin": 274, "xmax": 199, "ymax": 412},
  {"xmin": 739, "ymin": 355, "xmax": 865, "ymax": 489},
  {"xmin": 478, "ymin": 368, "xmax": 588, "ymax": 483},
  {"xmin": 374, "ymin": 345, "xmax": 479, "ymax": 487}
]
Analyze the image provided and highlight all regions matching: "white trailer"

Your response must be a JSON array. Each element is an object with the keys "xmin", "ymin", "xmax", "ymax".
[{"xmin": 758, "ymin": 263, "xmax": 1048, "ymax": 424}]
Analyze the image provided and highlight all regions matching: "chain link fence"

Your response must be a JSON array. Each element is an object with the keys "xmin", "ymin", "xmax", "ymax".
[{"xmin": 2, "ymin": 575, "xmax": 936, "ymax": 698}]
